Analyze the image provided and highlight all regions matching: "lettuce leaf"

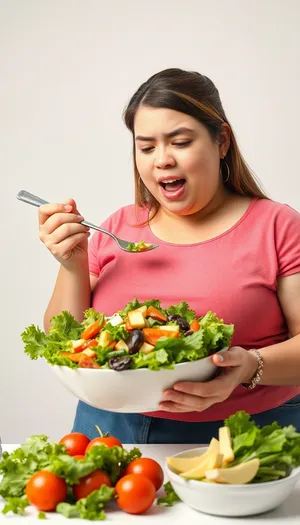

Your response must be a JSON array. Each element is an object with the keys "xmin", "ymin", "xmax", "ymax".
[
  {"xmin": 199, "ymin": 311, "xmax": 234, "ymax": 349},
  {"xmin": 118, "ymin": 297, "xmax": 163, "ymax": 318},
  {"xmin": 82, "ymin": 309, "xmax": 104, "ymax": 328},
  {"xmin": 102, "ymin": 322, "xmax": 129, "ymax": 341},
  {"xmin": 21, "ymin": 325, "xmax": 49, "ymax": 359},
  {"xmin": 56, "ymin": 485, "xmax": 114, "ymax": 520},
  {"xmin": 48, "ymin": 311, "xmax": 82, "ymax": 341},
  {"xmin": 0, "ymin": 435, "xmax": 66, "ymax": 498},
  {"xmin": 1, "ymin": 496, "xmax": 29, "ymax": 516},
  {"xmin": 165, "ymin": 301, "xmax": 196, "ymax": 323},
  {"xmin": 157, "ymin": 482, "xmax": 181, "ymax": 507},
  {"xmin": 131, "ymin": 349, "xmax": 171, "ymax": 370},
  {"xmin": 225, "ymin": 411, "xmax": 300, "ymax": 481}
]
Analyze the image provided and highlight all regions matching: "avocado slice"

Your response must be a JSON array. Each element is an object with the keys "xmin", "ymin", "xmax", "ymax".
[
  {"xmin": 180, "ymin": 453, "xmax": 224, "ymax": 480},
  {"xmin": 98, "ymin": 330, "xmax": 113, "ymax": 348},
  {"xmin": 219, "ymin": 426, "xmax": 234, "ymax": 465},
  {"xmin": 205, "ymin": 458, "xmax": 260, "ymax": 484},
  {"xmin": 167, "ymin": 438, "xmax": 220, "ymax": 474}
]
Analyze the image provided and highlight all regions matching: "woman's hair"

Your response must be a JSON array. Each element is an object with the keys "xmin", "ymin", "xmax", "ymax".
[{"xmin": 123, "ymin": 68, "xmax": 267, "ymax": 217}]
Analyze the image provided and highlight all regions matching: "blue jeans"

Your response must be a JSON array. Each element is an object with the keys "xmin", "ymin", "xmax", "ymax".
[{"xmin": 72, "ymin": 394, "xmax": 300, "ymax": 444}]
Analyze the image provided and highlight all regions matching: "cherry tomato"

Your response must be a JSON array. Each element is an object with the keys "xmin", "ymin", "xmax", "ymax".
[
  {"xmin": 26, "ymin": 470, "xmax": 67, "ymax": 511},
  {"xmin": 115, "ymin": 474, "xmax": 155, "ymax": 514},
  {"xmin": 59, "ymin": 432, "xmax": 90, "ymax": 456},
  {"xmin": 85, "ymin": 435, "xmax": 123, "ymax": 452},
  {"xmin": 125, "ymin": 457, "xmax": 164, "ymax": 491},
  {"xmin": 85, "ymin": 426, "xmax": 122, "ymax": 452},
  {"xmin": 73, "ymin": 470, "xmax": 112, "ymax": 500},
  {"xmin": 73, "ymin": 454, "xmax": 85, "ymax": 460}
]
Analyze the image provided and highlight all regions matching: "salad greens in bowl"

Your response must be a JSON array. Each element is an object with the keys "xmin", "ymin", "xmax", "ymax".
[
  {"xmin": 21, "ymin": 298, "xmax": 234, "ymax": 412},
  {"xmin": 166, "ymin": 411, "xmax": 300, "ymax": 516}
]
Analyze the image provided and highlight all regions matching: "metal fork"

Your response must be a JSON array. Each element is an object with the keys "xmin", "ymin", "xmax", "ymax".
[{"xmin": 17, "ymin": 190, "xmax": 159, "ymax": 253}]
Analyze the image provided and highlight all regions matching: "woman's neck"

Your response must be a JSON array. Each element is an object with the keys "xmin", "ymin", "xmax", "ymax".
[{"xmin": 149, "ymin": 191, "xmax": 253, "ymax": 244}]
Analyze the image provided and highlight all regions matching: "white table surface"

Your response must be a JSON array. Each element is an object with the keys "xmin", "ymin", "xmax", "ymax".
[{"xmin": 1, "ymin": 444, "xmax": 300, "ymax": 523}]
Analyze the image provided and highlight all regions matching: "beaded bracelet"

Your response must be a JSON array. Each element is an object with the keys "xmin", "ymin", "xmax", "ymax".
[{"xmin": 242, "ymin": 350, "xmax": 264, "ymax": 390}]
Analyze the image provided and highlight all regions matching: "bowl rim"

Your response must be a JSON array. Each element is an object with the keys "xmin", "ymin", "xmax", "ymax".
[
  {"xmin": 52, "ymin": 347, "xmax": 229, "ymax": 372},
  {"xmin": 166, "ymin": 445, "xmax": 300, "ymax": 488}
]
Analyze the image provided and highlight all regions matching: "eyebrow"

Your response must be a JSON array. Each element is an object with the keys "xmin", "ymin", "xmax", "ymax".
[{"xmin": 135, "ymin": 127, "xmax": 195, "ymax": 141}]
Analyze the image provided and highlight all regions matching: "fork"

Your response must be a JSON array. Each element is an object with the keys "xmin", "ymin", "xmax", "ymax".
[{"xmin": 17, "ymin": 190, "xmax": 159, "ymax": 253}]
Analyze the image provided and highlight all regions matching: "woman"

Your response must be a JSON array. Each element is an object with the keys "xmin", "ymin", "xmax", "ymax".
[{"xmin": 38, "ymin": 68, "xmax": 300, "ymax": 443}]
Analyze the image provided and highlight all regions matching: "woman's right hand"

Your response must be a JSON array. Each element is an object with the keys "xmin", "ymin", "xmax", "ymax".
[{"xmin": 38, "ymin": 198, "xmax": 90, "ymax": 269}]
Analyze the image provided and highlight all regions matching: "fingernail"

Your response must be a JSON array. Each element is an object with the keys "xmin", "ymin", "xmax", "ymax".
[
  {"xmin": 85, "ymin": 226, "xmax": 90, "ymax": 231},
  {"xmin": 216, "ymin": 354, "xmax": 224, "ymax": 363},
  {"xmin": 173, "ymin": 384, "xmax": 182, "ymax": 391},
  {"xmin": 64, "ymin": 205, "xmax": 72, "ymax": 212}
]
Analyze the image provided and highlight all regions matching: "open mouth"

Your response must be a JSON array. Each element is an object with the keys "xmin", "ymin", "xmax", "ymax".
[{"xmin": 159, "ymin": 178, "xmax": 186, "ymax": 192}]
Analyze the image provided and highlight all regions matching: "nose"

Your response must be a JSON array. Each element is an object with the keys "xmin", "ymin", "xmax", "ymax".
[{"xmin": 154, "ymin": 147, "xmax": 176, "ymax": 169}]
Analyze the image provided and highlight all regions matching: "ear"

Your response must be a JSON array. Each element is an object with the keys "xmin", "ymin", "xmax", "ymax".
[{"xmin": 217, "ymin": 123, "xmax": 231, "ymax": 158}]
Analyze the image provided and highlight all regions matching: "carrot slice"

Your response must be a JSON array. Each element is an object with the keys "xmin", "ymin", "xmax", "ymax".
[
  {"xmin": 146, "ymin": 306, "xmax": 167, "ymax": 322},
  {"xmin": 143, "ymin": 328, "xmax": 179, "ymax": 346},
  {"xmin": 190, "ymin": 319, "xmax": 200, "ymax": 332},
  {"xmin": 81, "ymin": 320, "xmax": 102, "ymax": 340}
]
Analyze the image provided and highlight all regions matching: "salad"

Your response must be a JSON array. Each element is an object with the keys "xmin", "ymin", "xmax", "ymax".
[
  {"xmin": 21, "ymin": 298, "xmax": 234, "ymax": 371},
  {"xmin": 0, "ymin": 428, "xmax": 166, "ymax": 519},
  {"xmin": 126, "ymin": 240, "xmax": 154, "ymax": 252},
  {"xmin": 2, "ymin": 411, "xmax": 300, "ymax": 520},
  {"xmin": 167, "ymin": 411, "xmax": 300, "ymax": 484}
]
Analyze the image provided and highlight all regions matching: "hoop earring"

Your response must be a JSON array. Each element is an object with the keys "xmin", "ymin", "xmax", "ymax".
[{"xmin": 221, "ymin": 160, "xmax": 230, "ymax": 183}]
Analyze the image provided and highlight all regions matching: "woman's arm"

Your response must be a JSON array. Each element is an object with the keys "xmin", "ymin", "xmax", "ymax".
[
  {"xmin": 249, "ymin": 273, "xmax": 300, "ymax": 386},
  {"xmin": 160, "ymin": 273, "xmax": 300, "ymax": 412},
  {"xmin": 44, "ymin": 266, "xmax": 98, "ymax": 331}
]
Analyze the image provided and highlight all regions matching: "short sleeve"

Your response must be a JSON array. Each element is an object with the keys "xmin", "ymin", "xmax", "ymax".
[
  {"xmin": 275, "ymin": 204, "xmax": 300, "ymax": 277},
  {"xmin": 87, "ymin": 206, "xmax": 129, "ymax": 276}
]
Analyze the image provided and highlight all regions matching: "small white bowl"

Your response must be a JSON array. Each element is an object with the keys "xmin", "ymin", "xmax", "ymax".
[
  {"xmin": 166, "ymin": 446, "xmax": 300, "ymax": 517},
  {"xmin": 51, "ymin": 348, "xmax": 227, "ymax": 413}
]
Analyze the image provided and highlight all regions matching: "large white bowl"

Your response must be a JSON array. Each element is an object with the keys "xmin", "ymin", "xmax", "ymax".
[
  {"xmin": 51, "ymin": 348, "xmax": 227, "ymax": 413},
  {"xmin": 166, "ymin": 446, "xmax": 300, "ymax": 517}
]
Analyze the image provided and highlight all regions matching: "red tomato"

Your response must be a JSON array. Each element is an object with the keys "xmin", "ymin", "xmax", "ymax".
[
  {"xmin": 73, "ymin": 455, "xmax": 85, "ymax": 460},
  {"xmin": 26, "ymin": 471, "xmax": 67, "ymax": 511},
  {"xmin": 85, "ymin": 435, "xmax": 122, "ymax": 452},
  {"xmin": 115, "ymin": 474, "xmax": 155, "ymax": 514},
  {"xmin": 59, "ymin": 432, "xmax": 90, "ymax": 456},
  {"xmin": 125, "ymin": 457, "xmax": 164, "ymax": 490},
  {"xmin": 73, "ymin": 470, "xmax": 112, "ymax": 500}
]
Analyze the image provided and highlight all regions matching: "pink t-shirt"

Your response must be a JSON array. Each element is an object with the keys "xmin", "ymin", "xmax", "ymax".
[{"xmin": 88, "ymin": 198, "xmax": 300, "ymax": 422}]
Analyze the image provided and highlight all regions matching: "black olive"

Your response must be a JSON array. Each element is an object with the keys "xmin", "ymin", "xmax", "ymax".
[
  {"xmin": 108, "ymin": 357, "xmax": 132, "ymax": 371},
  {"xmin": 184, "ymin": 329, "xmax": 194, "ymax": 337},
  {"xmin": 167, "ymin": 314, "xmax": 190, "ymax": 332},
  {"xmin": 167, "ymin": 314, "xmax": 182, "ymax": 322},
  {"xmin": 126, "ymin": 329, "xmax": 144, "ymax": 354}
]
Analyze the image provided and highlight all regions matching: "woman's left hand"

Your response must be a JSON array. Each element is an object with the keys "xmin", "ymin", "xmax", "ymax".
[{"xmin": 160, "ymin": 346, "xmax": 259, "ymax": 412}]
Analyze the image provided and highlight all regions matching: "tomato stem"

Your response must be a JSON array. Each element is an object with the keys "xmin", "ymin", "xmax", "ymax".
[{"xmin": 95, "ymin": 424, "xmax": 103, "ymax": 438}]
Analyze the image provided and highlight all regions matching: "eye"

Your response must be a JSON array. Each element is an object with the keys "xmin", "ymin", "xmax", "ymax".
[
  {"xmin": 173, "ymin": 140, "xmax": 192, "ymax": 147},
  {"xmin": 140, "ymin": 146, "xmax": 154, "ymax": 154}
]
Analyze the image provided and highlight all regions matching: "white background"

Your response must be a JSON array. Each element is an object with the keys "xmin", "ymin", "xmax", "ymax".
[{"xmin": 1, "ymin": 0, "xmax": 300, "ymax": 443}]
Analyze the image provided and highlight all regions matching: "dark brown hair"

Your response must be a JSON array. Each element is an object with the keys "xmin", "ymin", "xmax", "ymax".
[{"xmin": 124, "ymin": 68, "xmax": 267, "ymax": 218}]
